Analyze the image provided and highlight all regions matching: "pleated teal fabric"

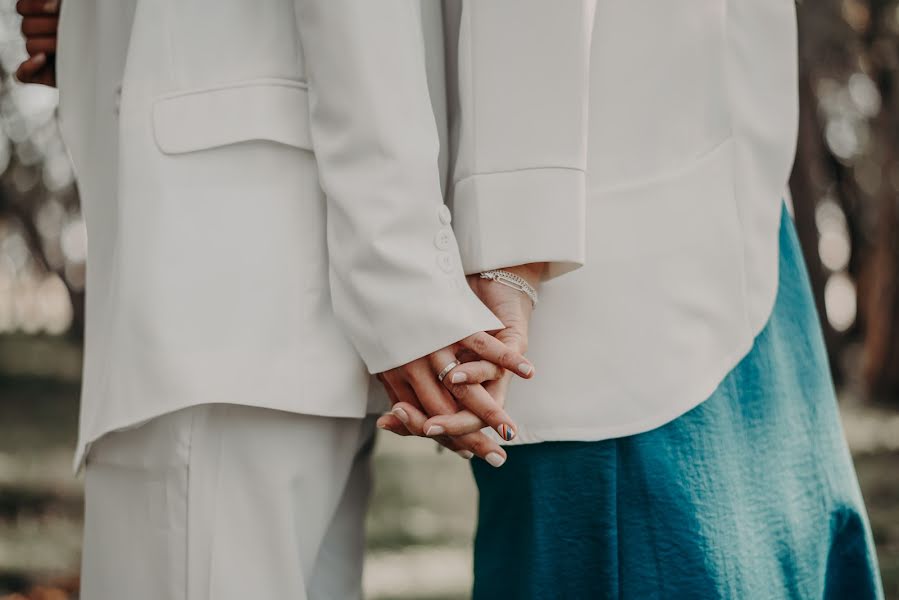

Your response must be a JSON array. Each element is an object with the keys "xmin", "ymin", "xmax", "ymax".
[{"xmin": 471, "ymin": 203, "xmax": 884, "ymax": 599}]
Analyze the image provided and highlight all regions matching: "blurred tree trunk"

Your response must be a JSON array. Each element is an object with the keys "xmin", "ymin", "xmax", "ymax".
[
  {"xmin": 791, "ymin": 0, "xmax": 899, "ymax": 403},
  {"xmin": 790, "ymin": 67, "xmax": 846, "ymax": 380},
  {"xmin": 860, "ymin": 0, "xmax": 899, "ymax": 400},
  {"xmin": 864, "ymin": 188, "xmax": 899, "ymax": 399}
]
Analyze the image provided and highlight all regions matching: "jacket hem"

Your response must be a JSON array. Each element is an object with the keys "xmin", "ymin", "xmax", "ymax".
[
  {"xmin": 73, "ymin": 397, "xmax": 369, "ymax": 476},
  {"xmin": 486, "ymin": 327, "xmax": 760, "ymax": 446}
]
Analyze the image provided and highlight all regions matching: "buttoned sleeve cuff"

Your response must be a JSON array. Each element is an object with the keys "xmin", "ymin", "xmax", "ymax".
[
  {"xmin": 356, "ymin": 281, "xmax": 505, "ymax": 374},
  {"xmin": 451, "ymin": 167, "xmax": 587, "ymax": 281},
  {"xmin": 329, "ymin": 201, "xmax": 506, "ymax": 375}
]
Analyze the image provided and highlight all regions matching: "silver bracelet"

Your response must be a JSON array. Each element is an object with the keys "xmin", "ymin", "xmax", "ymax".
[{"xmin": 479, "ymin": 270, "xmax": 539, "ymax": 308}]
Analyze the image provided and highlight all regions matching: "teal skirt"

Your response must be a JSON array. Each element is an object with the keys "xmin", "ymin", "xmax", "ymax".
[{"xmin": 471, "ymin": 204, "xmax": 884, "ymax": 599}]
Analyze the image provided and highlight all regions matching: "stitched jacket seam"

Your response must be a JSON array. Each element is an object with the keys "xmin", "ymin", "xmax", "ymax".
[{"xmin": 453, "ymin": 166, "xmax": 585, "ymax": 188}]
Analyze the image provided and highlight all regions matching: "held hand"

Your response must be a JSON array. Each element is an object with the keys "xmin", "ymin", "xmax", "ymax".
[
  {"xmin": 376, "ymin": 329, "xmax": 534, "ymax": 466},
  {"xmin": 421, "ymin": 263, "xmax": 543, "ymax": 438},
  {"xmin": 377, "ymin": 391, "xmax": 510, "ymax": 468},
  {"xmin": 15, "ymin": 0, "xmax": 61, "ymax": 87}
]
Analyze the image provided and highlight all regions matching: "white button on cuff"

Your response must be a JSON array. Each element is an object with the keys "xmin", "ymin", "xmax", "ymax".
[
  {"xmin": 434, "ymin": 229, "xmax": 453, "ymax": 250},
  {"xmin": 436, "ymin": 253, "xmax": 454, "ymax": 273},
  {"xmin": 438, "ymin": 205, "xmax": 452, "ymax": 225}
]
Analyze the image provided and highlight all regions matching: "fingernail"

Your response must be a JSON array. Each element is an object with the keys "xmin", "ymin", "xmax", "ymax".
[
  {"xmin": 391, "ymin": 407, "xmax": 409, "ymax": 423},
  {"xmin": 518, "ymin": 363, "xmax": 533, "ymax": 376},
  {"xmin": 456, "ymin": 450, "xmax": 474, "ymax": 459},
  {"xmin": 43, "ymin": 0, "xmax": 59, "ymax": 12},
  {"xmin": 451, "ymin": 372, "xmax": 468, "ymax": 384},
  {"xmin": 425, "ymin": 425, "xmax": 445, "ymax": 437},
  {"xmin": 33, "ymin": 52, "xmax": 47, "ymax": 66},
  {"xmin": 496, "ymin": 423, "xmax": 516, "ymax": 441},
  {"xmin": 485, "ymin": 452, "xmax": 506, "ymax": 468}
]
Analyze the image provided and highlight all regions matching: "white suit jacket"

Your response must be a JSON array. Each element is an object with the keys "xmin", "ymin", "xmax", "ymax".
[
  {"xmin": 59, "ymin": 0, "xmax": 799, "ymax": 467},
  {"xmin": 57, "ymin": 0, "xmax": 507, "ymax": 471},
  {"xmin": 443, "ymin": 0, "xmax": 799, "ymax": 443}
]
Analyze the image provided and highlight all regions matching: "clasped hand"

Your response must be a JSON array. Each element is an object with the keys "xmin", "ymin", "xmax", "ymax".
[{"xmin": 376, "ymin": 264, "xmax": 542, "ymax": 468}]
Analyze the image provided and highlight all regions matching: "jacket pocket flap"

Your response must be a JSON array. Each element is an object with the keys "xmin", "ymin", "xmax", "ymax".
[{"xmin": 151, "ymin": 78, "xmax": 313, "ymax": 154}]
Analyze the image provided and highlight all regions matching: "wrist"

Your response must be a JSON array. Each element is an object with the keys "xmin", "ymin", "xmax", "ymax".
[
  {"xmin": 478, "ymin": 268, "xmax": 540, "ymax": 309},
  {"xmin": 501, "ymin": 263, "xmax": 546, "ymax": 290}
]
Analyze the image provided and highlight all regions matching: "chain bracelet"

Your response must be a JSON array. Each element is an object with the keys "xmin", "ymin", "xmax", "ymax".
[{"xmin": 478, "ymin": 269, "xmax": 538, "ymax": 308}]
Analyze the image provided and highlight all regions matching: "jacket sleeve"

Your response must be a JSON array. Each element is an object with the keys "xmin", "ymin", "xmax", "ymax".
[
  {"xmin": 292, "ymin": 0, "xmax": 504, "ymax": 374},
  {"xmin": 445, "ymin": 0, "xmax": 596, "ymax": 280}
]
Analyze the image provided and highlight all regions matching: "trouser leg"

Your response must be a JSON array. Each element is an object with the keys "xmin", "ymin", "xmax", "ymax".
[
  {"xmin": 80, "ymin": 403, "xmax": 369, "ymax": 600},
  {"xmin": 306, "ymin": 415, "xmax": 378, "ymax": 600}
]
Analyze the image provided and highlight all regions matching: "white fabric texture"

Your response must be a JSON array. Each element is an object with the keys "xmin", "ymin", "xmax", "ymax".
[
  {"xmin": 80, "ymin": 404, "xmax": 376, "ymax": 600},
  {"xmin": 443, "ymin": 0, "xmax": 799, "ymax": 444},
  {"xmin": 57, "ymin": 0, "xmax": 800, "ymax": 465},
  {"xmin": 55, "ymin": 0, "xmax": 503, "ymax": 471}
]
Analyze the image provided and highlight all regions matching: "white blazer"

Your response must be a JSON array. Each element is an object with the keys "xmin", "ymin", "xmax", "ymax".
[
  {"xmin": 443, "ymin": 0, "xmax": 799, "ymax": 443},
  {"xmin": 59, "ymin": 0, "xmax": 799, "ymax": 467},
  {"xmin": 56, "ymin": 0, "xmax": 507, "ymax": 471}
]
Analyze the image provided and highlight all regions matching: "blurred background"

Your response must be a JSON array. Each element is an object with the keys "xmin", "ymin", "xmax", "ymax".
[{"xmin": 0, "ymin": 0, "xmax": 898, "ymax": 598}]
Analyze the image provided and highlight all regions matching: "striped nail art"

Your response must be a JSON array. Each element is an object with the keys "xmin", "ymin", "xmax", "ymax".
[{"xmin": 496, "ymin": 423, "xmax": 515, "ymax": 441}]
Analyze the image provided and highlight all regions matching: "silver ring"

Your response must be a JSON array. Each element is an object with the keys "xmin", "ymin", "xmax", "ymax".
[{"xmin": 437, "ymin": 360, "xmax": 460, "ymax": 383}]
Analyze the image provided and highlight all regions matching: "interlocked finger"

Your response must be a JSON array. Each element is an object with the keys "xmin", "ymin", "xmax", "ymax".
[
  {"xmin": 391, "ymin": 402, "xmax": 507, "ymax": 466},
  {"xmin": 408, "ymin": 361, "xmax": 458, "ymax": 419},
  {"xmin": 386, "ymin": 380, "xmax": 424, "ymax": 435},
  {"xmin": 386, "ymin": 402, "xmax": 470, "ymax": 457},
  {"xmin": 459, "ymin": 331, "xmax": 533, "ymax": 379},
  {"xmin": 440, "ymin": 359, "xmax": 504, "ymax": 386},
  {"xmin": 430, "ymin": 348, "xmax": 464, "ymax": 384},
  {"xmin": 375, "ymin": 375, "xmax": 412, "ymax": 436},
  {"xmin": 429, "ymin": 382, "xmax": 515, "ymax": 441}
]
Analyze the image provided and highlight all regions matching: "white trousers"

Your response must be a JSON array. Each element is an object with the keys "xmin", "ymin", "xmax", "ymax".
[{"xmin": 80, "ymin": 404, "xmax": 376, "ymax": 600}]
